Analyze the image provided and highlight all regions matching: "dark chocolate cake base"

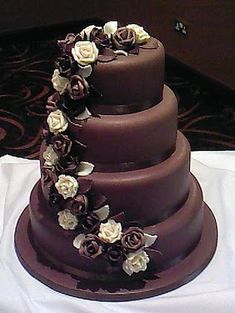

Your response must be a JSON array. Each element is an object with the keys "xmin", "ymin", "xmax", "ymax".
[{"xmin": 14, "ymin": 203, "xmax": 217, "ymax": 301}]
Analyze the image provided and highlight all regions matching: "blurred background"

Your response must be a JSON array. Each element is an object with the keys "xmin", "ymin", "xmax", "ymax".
[{"xmin": 0, "ymin": 0, "xmax": 234, "ymax": 158}]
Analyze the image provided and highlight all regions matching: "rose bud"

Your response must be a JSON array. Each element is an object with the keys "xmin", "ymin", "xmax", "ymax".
[
  {"xmin": 121, "ymin": 227, "xmax": 145, "ymax": 251},
  {"xmin": 48, "ymin": 185, "xmax": 64, "ymax": 210},
  {"xmin": 106, "ymin": 244, "xmax": 125, "ymax": 266},
  {"xmin": 79, "ymin": 212, "xmax": 100, "ymax": 233},
  {"xmin": 55, "ymin": 155, "xmax": 80, "ymax": 175},
  {"xmin": 79, "ymin": 234, "xmax": 103, "ymax": 258},
  {"xmin": 42, "ymin": 166, "xmax": 57, "ymax": 185},
  {"xmin": 65, "ymin": 194, "xmax": 89, "ymax": 215},
  {"xmin": 112, "ymin": 27, "xmax": 136, "ymax": 51},
  {"xmin": 46, "ymin": 92, "xmax": 60, "ymax": 114},
  {"xmin": 41, "ymin": 122, "xmax": 53, "ymax": 144},
  {"xmin": 67, "ymin": 75, "xmax": 89, "ymax": 100},
  {"xmin": 90, "ymin": 27, "xmax": 110, "ymax": 50},
  {"xmin": 51, "ymin": 134, "xmax": 72, "ymax": 157},
  {"xmin": 57, "ymin": 33, "xmax": 76, "ymax": 54},
  {"xmin": 55, "ymin": 54, "xmax": 74, "ymax": 77}
]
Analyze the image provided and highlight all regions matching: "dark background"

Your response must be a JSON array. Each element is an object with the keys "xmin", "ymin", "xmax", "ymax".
[{"xmin": 0, "ymin": 0, "xmax": 234, "ymax": 158}]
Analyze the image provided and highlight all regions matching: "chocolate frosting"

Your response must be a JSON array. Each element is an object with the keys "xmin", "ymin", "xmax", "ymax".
[
  {"xmin": 89, "ymin": 38, "xmax": 164, "ymax": 105},
  {"xmin": 68, "ymin": 86, "xmax": 177, "ymax": 166}
]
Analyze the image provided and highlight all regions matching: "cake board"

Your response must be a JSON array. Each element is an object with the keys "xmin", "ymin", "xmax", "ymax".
[{"xmin": 14, "ymin": 203, "xmax": 217, "ymax": 302}]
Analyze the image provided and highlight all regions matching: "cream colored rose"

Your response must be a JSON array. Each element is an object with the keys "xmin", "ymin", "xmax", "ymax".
[
  {"xmin": 55, "ymin": 174, "xmax": 78, "ymax": 199},
  {"xmin": 122, "ymin": 250, "xmax": 150, "ymax": 276},
  {"xmin": 42, "ymin": 144, "xmax": 58, "ymax": 167},
  {"xmin": 58, "ymin": 209, "xmax": 78, "ymax": 230},
  {"xmin": 98, "ymin": 219, "xmax": 122, "ymax": 243},
  {"xmin": 127, "ymin": 24, "xmax": 150, "ymax": 44},
  {"xmin": 47, "ymin": 109, "xmax": 68, "ymax": 135},
  {"xmin": 103, "ymin": 21, "xmax": 118, "ymax": 38},
  {"xmin": 80, "ymin": 25, "xmax": 101, "ymax": 40},
  {"xmin": 72, "ymin": 41, "xmax": 98, "ymax": 66},
  {"xmin": 51, "ymin": 69, "xmax": 69, "ymax": 94}
]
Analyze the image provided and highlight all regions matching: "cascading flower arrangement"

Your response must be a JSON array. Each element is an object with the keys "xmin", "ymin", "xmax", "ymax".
[{"xmin": 41, "ymin": 21, "xmax": 159, "ymax": 276}]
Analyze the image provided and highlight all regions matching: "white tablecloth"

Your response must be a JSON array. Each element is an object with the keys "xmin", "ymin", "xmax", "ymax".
[{"xmin": 0, "ymin": 152, "xmax": 235, "ymax": 313}]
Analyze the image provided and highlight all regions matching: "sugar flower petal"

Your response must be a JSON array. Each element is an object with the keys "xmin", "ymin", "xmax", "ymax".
[
  {"xmin": 73, "ymin": 233, "xmax": 86, "ymax": 249},
  {"xmin": 98, "ymin": 219, "xmax": 122, "ymax": 243},
  {"xmin": 47, "ymin": 109, "xmax": 68, "ymax": 135},
  {"xmin": 74, "ymin": 107, "xmax": 92, "ymax": 120},
  {"xmin": 122, "ymin": 250, "xmax": 150, "ymax": 276},
  {"xmin": 51, "ymin": 69, "xmax": 69, "ymax": 94},
  {"xmin": 144, "ymin": 233, "xmax": 158, "ymax": 248},
  {"xmin": 77, "ymin": 161, "xmax": 94, "ymax": 176},
  {"xmin": 126, "ymin": 24, "xmax": 150, "ymax": 44},
  {"xmin": 78, "ymin": 64, "xmax": 93, "ymax": 78},
  {"xmin": 42, "ymin": 144, "xmax": 58, "ymax": 167},
  {"xmin": 80, "ymin": 25, "xmax": 101, "ymax": 40},
  {"xmin": 55, "ymin": 174, "xmax": 78, "ymax": 199},
  {"xmin": 57, "ymin": 209, "xmax": 78, "ymax": 230},
  {"xmin": 103, "ymin": 21, "xmax": 118, "ymax": 37},
  {"xmin": 93, "ymin": 205, "xmax": 110, "ymax": 221},
  {"xmin": 113, "ymin": 50, "xmax": 128, "ymax": 56}
]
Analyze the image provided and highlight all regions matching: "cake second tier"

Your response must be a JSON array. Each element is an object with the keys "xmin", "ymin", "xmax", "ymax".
[{"xmin": 64, "ymin": 85, "xmax": 177, "ymax": 168}]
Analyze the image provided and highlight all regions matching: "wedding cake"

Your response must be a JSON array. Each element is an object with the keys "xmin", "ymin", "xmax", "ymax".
[{"xmin": 15, "ymin": 21, "xmax": 217, "ymax": 301}]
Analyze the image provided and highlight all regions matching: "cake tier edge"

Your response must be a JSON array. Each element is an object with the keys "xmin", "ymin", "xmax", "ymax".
[{"xmin": 29, "ymin": 174, "xmax": 203, "ymax": 280}]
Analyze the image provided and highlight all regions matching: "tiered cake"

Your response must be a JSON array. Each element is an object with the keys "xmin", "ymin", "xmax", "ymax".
[{"xmin": 15, "ymin": 21, "xmax": 217, "ymax": 301}]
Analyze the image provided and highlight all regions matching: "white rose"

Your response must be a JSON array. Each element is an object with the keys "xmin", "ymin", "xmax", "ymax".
[
  {"xmin": 51, "ymin": 69, "xmax": 69, "ymax": 94},
  {"xmin": 127, "ymin": 24, "xmax": 150, "ymax": 44},
  {"xmin": 58, "ymin": 209, "xmax": 78, "ymax": 230},
  {"xmin": 72, "ymin": 41, "xmax": 99, "ymax": 66},
  {"xmin": 103, "ymin": 21, "xmax": 118, "ymax": 38},
  {"xmin": 80, "ymin": 25, "xmax": 101, "ymax": 40},
  {"xmin": 98, "ymin": 219, "xmax": 122, "ymax": 243},
  {"xmin": 42, "ymin": 144, "xmax": 58, "ymax": 167},
  {"xmin": 47, "ymin": 109, "xmax": 68, "ymax": 135},
  {"xmin": 55, "ymin": 174, "xmax": 78, "ymax": 199},
  {"xmin": 122, "ymin": 250, "xmax": 150, "ymax": 276}
]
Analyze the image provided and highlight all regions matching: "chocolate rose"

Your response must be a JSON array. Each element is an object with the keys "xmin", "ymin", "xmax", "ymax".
[
  {"xmin": 48, "ymin": 185, "xmax": 64, "ymax": 209},
  {"xmin": 65, "ymin": 194, "xmax": 89, "ymax": 215},
  {"xmin": 55, "ymin": 96, "xmax": 70, "ymax": 113},
  {"xmin": 90, "ymin": 27, "xmax": 110, "ymax": 50},
  {"xmin": 112, "ymin": 27, "xmax": 136, "ymax": 51},
  {"xmin": 41, "ymin": 122, "xmax": 53, "ymax": 144},
  {"xmin": 51, "ymin": 134, "xmax": 72, "ymax": 157},
  {"xmin": 57, "ymin": 33, "xmax": 82, "ymax": 54},
  {"xmin": 67, "ymin": 75, "xmax": 89, "ymax": 100},
  {"xmin": 79, "ymin": 234, "xmax": 102, "ymax": 258},
  {"xmin": 106, "ymin": 245, "xmax": 125, "ymax": 266},
  {"xmin": 121, "ymin": 227, "xmax": 145, "ymax": 251},
  {"xmin": 46, "ymin": 92, "xmax": 60, "ymax": 114},
  {"xmin": 55, "ymin": 155, "xmax": 80, "ymax": 175},
  {"xmin": 55, "ymin": 54, "xmax": 75, "ymax": 78},
  {"xmin": 42, "ymin": 166, "xmax": 57, "ymax": 186},
  {"xmin": 79, "ymin": 212, "xmax": 100, "ymax": 233}
]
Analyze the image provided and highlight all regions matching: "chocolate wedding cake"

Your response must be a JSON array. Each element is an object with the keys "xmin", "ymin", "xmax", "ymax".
[{"xmin": 15, "ymin": 21, "xmax": 218, "ymax": 301}]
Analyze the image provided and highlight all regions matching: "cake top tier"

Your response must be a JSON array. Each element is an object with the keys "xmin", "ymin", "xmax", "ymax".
[{"xmin": 51, "ymin": 21, "xmax": 165, "ymax": 116}]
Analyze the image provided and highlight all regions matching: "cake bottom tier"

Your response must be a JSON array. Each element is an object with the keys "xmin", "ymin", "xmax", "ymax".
[{"xmin": 28, "ymin": 174, "xmax": 204, "ymax": 280}]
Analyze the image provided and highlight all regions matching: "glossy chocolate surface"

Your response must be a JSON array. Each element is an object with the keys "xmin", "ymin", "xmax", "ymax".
[
  {"xmin": 15, "ymin": 29, "xmax": 218, "ymax": 298},
  {"xmin": 41, "ymin": 132, "xmax": 190, "ymax": 223},
  {"xmin": 67, "ymin": 85, "xmax": 177, "ymax": 166},
  {"xmin": 29, "ymin": 175, "xmax": 203, "ymax": 278},
  {"xmin": 89, "ymin": 38, "xmax": 164, "ymax": 105}
]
